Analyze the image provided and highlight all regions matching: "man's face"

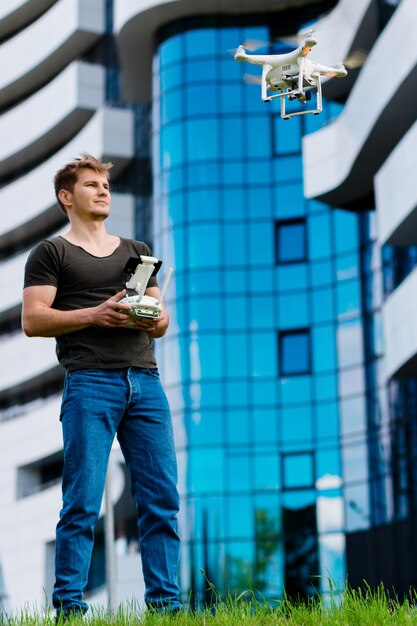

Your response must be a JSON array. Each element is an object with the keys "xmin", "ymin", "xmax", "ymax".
[{"xmin": 63, "ymin": 168, "xmax": 111, "ymax": 220}]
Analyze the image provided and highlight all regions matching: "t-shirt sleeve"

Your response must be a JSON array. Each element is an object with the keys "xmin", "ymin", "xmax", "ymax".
[{"xmin": 23, "ymin": 240, "xmax": 62, "ymax": 289}]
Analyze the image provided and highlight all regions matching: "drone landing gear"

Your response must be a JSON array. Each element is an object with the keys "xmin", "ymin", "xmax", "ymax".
[{"xmin": 269, "ymin": 77, "xmax": 322, "ymax": 119}]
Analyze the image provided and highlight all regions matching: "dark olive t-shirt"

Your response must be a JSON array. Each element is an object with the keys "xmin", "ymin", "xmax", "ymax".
[{"xmin": 23, "ymin": 236, "xmax": 158, "ymax": 371}]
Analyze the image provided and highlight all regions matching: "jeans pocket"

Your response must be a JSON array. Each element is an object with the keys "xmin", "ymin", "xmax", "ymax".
[{"xmin": 146, "ymin": 368, "xmax": 160, "ymax": 379}]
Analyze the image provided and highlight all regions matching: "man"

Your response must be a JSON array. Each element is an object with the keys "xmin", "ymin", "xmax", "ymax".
[{"xmin": 22, "ymin": 154, "xmax": 181, "ymax": 617}]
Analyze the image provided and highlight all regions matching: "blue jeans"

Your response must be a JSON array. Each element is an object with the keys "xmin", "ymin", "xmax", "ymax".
[{"xmin": 52, "ymin": 368, "xmax": 181, "ymax": 613}]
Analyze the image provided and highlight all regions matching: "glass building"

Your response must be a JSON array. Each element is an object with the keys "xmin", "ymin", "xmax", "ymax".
[{"xmin": 151, "ymin": 16, "xmax": 373, "ymax": 601}]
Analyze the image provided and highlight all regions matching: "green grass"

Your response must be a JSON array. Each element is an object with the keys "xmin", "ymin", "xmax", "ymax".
[{"xmin": 2, "ymin": 585, "xmax": 417, "ymax": 626}]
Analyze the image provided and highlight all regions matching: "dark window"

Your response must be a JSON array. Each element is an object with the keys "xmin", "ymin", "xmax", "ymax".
[
  {"xmin": 282, "ymin": 499, "xmax": 318, "ymax": 599},
  {"xmin": 275, "ymin": 218, "xmax": 307, "ymax": 264},
  {"xmin": 279, "ymin": 329, "xmax": 311, "ymax": 376}
]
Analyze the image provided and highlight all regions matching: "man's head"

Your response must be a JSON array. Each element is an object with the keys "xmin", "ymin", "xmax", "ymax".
[{"xmin": 53, "ymin": 153, "xmax": 113, "ymax": 216}]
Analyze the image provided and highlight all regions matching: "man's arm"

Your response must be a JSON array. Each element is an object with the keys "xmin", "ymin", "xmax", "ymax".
[
  {"xmin": 22, "ymin": 285, "xmax": 132, "ymax": 338},
  {"xmin": 131, "ymin": 286, "xmax": 169, "ymax": 338}
]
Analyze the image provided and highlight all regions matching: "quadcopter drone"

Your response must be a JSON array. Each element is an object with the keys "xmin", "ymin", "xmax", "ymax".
[
  {"xmin": 119, "ymin": 255, "xmax": 173, "ymax": 320},
  {"xmin": 234, "ymin": 31, "xmax": 347, "ymax": 119}
]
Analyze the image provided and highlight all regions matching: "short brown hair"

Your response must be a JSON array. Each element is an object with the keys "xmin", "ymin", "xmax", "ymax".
[{"xmin": 53, "ymin": 153, "xmax": 113, "ymax": 216}]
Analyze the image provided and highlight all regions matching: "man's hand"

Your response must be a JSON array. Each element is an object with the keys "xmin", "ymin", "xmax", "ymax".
[
  {"xmin": 93, "ymin": 290, "xmax": 133, "ymax": 328},
  {"xmin": 129, "ymin": 308, "xmax": 169, "ymax": 337},
  {"xmin": 22, "ymin": 285, "xmax": 169, "ymax": 338}
]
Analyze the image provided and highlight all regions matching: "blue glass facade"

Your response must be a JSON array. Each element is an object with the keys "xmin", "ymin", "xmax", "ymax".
[{"xmin": 150, "ymin": 18, "xmax": 384, "ymax": 602}]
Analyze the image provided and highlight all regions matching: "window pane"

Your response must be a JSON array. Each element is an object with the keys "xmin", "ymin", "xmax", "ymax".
[
  {"xmin": 277, "ymin": 264, "xmax": 308, "ymax": 291},
  {"xmin": 246, "ymin": 116, "xmax": 271, "ymax": 157},
  {"xmin": 186, "ymin": 84, "xmax": 217, "ymax": 116},
  {"xmin": 227, "ymin": 409, "xmax": 250, "ymax": 445},
  {"xmin": 279, "ymin": 330, "xmax": 310, "ymax": 375},
  {"xmin": 278, "ymin": 293, "xmax": 309, "ymax": 329},
  {"xmin": 281, "ymin": 405, "xmax": 313, "ymax": 446},
  {"xmin": 276, "ymin": 219, "xmax": 306, "ymax": 263},
  {"xmin": 160, "ymin": 34, "xmax": 183, "ymax": 67},
  {"xmin": 308, "ymin": 213, "xmax": 332, "ymax": 260},
  {"xmin": 161, "ymin": 122, "xmax": 184, "ymax": 167},
  {"xmin": 185, "ymin": 28, "xmax": 217, "ymax": 58},
  {"xmin": 274, "ymin": 115, "xmax": 301, "ymax": 154},
  {"xmin": 161, "ymin": 88, "xmax": 183, "ymax": 124},
  {"xmin": 189, "ymin": 409, "xmax": 223, "ymax": 446},
  {"xmin": 275, "ymin": 183, "xmax": 305, "ymax": 219},
  {"xmin": 254, "ymin": 453, "xmax": 280, "ymax": 490},
  {"xmin": 221, "ymin": 118, "xmax": 244, "ymax": 157},
  {"xmin": 188, "ymin": 224, "xmax": 221, "ymax": 268},
  {"xmin": 187, "ymin": 189, "xmax": 220, "ymax": 222},
  {"xmin": 186, "ymin": 58, "xmax": 217, "ymax": 83},
  {"xmin": 283, "ymin": 453, "xmax": 314, "ymax": 489},
  {"xmin": 161, "ymin": 63, "xmax": 183, "ymax": 91},
  {"xmin": 186, "ymin": 119, "xmax": 219, "ymax": 161},
  {"xmin": 334, "ymin": 210, "xmax": 358, "ymax": 254}
]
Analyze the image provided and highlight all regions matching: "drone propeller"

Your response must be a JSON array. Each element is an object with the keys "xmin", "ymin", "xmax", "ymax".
[
  {"xmin": 343, "ymin": 48, "xmax": 368, "ymax": 69},
  {"xmin": 228, "ymin": 38, "xmax": 270, "ymax": 56},
  {"xmin": 243, "ymin": 73, "xmax": 262, "ymax": 85}
]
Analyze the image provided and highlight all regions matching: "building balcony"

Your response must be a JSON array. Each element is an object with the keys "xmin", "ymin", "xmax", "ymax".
[
  {"xmin": 0, "ymin": 0, "xmax": 57, "ymax": 40},
  {"xmin": 307, "ymin": 0, "xmax": 378, "ymax": 100},
  {"xmin": 376, "ymin": 120, "xmax": 417, "ymax": 247},
  {"xmin": 0, "ymin": 62, "xmax": 104, "ymax": 179},
  {"xmin": 0, "ymin": 428, "xmax": 126, "ymax": 609},
  {"xmin": 0, "ymin": 0, "xmax": 104, "ymax": 109},
  {"xmin": 0, "ymin": 107, "xmax": 134, "ymax": 253},
  {"xmin": 383, "ymin": 266, "xmax": 417, "ymax": 379},
  {"xmin": 114, "ymin": 0, "xmax": 322, "ymax": 102},
  {"xmin": 0, "ymin": 333, "xmax": 57, "ymax": 394},
  {"xmin": 0, "ymin": 192, "xmax": 135, "ymax": 321},
  {"xmin": 0, "ymin": 395, "xmax": 62, "ymax": 481},
  {"xmin": 303, "ymin": 0, "xmax": 417, "ymax": 207}
]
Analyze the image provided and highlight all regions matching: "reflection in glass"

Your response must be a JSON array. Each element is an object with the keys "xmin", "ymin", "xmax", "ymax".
[
  {"xmin": 337, "ymin": 320, "xmax": 364, "ymax": 369},
  {"xmin": 318, "ymin": 533, "xmax": 346, "ymax": 594},
  {"xmin": 337, "ymin": 280, "xmax": 361, "ymax": 320},
  {"xmin": 340, "ymin": 395, "xmax": 366, "ymax": 436},
  {"xmin": 282, "ymin": 493, "xmax": 318, "ymax": 599},
  {"xmin": 345, "ymin": 484, "xmax": 370, "ymax": 531},
  {"xmin": 316, "ymin": 492, "xmax": 344, "ymax": 533},
  {"xmin": 343, "ymin": 442, "xmax": 369, "ymax": 484}
]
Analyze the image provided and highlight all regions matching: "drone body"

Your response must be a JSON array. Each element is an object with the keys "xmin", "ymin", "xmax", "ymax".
[{"xmin": 234, "ymin": 32, "xmax": 347, "ymax": 119}]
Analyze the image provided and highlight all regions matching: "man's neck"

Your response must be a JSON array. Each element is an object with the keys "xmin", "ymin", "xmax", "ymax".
[{"xmin": 63, "ymin": 221, "xmax": 120, "ymax": 256}]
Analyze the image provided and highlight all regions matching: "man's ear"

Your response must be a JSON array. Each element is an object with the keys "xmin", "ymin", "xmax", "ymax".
[{"xmin": 58, "ymin": 188, "xmax": 72, "ymax": 210}]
